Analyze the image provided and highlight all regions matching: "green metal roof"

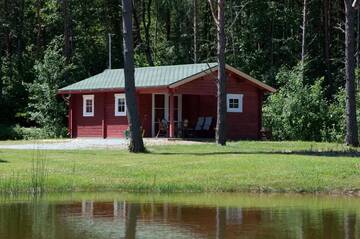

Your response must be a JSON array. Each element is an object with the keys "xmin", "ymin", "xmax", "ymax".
[{"xmin": 59, "ymin": 63, "xmax": 218, "ymax": 92}]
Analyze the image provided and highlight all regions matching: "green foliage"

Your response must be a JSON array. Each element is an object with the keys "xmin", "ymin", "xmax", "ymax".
[
  {"xmin": 325, "ymin": 89, "xmax": 360, "ymax": 142},
  {"xmin": 26, "ymin": 37, "xmax": 73, "ymax": 136},
  {"xmin": 0, "ymin": 124, "xmax": 66, "ymax": 140},
  {"xmin": 264, "ymin": 65, "xmax": 360, "ymax": 142},
  {"xmin": 264, "ymin": 65, "xmax": 330, "ymax": 141}
]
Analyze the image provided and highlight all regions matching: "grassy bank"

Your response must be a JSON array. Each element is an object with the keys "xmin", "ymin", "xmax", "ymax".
[{"xmin": 0, "ymin": 141, "xmax": 360, "ymax": 194}]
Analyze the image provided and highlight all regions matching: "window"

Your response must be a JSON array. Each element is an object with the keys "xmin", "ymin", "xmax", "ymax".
[
  {"xmin": 83, "ymin": 95, "xmax": 94, "ymax": 117},
  {"xmin": 115, "ymin": 94, "xmax": 126, "ymax": 116},
  {"xmin": 227, "ymin": 94, "xmax": 243, "ymax": 113}
]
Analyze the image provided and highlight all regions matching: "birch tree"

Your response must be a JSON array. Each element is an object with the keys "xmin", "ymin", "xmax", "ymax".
[{"xmin": 208, "ymin": 0, "xmax": 227, "ymax": 146}]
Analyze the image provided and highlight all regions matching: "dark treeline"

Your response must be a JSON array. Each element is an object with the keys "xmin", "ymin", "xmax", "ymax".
[{"xmin": 0, "ymin": 0, "xmax": 359, "ymax": 142}]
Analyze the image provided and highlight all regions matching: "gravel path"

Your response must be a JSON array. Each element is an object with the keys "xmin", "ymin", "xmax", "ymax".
[{"xmin": 0, "ymin": 138, "xmax": 201, "ymax": 150}]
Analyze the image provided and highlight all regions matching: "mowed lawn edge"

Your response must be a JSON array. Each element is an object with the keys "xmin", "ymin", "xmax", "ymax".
[{"xmin": 0, "ymin": 141, "xmax": 360, "ymax": 194}]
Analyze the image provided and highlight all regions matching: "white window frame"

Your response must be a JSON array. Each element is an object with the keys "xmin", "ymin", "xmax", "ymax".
[
  {"xmin": 115, "ymin": 93, "xmax": 127, "ymax": 116},
  {"xmin": 83, "ymin": 95, "xmax": 95, "ymax": 117},
  {"xmin": 227, "ymin": 94, "xmax": 243, "ymax": 113}
]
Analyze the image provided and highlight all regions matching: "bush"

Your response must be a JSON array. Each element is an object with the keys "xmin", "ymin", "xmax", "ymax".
[
  {"xmin": 0, "ymin": 125, "xmax": 67, "ymax": 140},
  {"xmin": 263, "ymin": 65, "xmax": 329, "ymax": 141},
  {"xmin": 324, "ymin": 89, "xmax": 360, "ymax": 143},
  {"xmin": 264, "ymin": 64, "xmax": 360, "ymax": 143}
]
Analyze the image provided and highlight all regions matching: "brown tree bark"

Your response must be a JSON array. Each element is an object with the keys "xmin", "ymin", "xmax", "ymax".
[
  {"xmin": 122, "ymin": 0, "xmax": 146, "ymax": 153},
  {"xmin": 345, "ymin": 0, "xmax": 359, "ymax": 147}
]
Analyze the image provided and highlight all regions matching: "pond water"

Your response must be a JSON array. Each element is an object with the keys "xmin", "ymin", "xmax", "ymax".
[{"xmin": 0, "ymin": 193, "xmax": 359, "ymax": 239}]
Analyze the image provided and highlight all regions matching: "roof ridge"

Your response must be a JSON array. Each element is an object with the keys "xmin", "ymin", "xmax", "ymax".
[{"xmin": 103, "ymin": 62, "xmax": 218, "ymax": 71}]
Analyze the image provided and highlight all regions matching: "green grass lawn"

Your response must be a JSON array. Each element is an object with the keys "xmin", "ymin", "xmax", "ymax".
[{"xmin": 0, "ymin": 141, "xmax": 360, "ymax": 194}]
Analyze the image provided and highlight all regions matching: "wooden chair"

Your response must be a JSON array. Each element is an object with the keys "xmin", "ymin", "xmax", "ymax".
[{"xmin": 156, "ymin": 119, "xmax": 168, "ymax": 138}]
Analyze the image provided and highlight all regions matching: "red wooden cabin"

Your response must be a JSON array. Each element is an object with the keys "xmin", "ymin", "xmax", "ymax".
[{"xmin": 58, "ymin": 63, "xmax": 275, "ymax": 139}]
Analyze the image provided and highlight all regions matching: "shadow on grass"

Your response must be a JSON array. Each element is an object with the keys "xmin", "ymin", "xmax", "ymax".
[
  {"xmin": 151, "ymin": 150, "xmax": 360, "ymax": 158},
  {"xmin": 0, "ymin": 159, "xmax": 8, "ymax": 163}
]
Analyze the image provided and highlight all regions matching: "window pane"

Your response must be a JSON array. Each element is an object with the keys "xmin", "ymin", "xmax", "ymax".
[
  {"xmin": 118, "ymin": 98, "xmax": 125, "ymax": 112},
  {"xmin": 229, "ymin": 98, "xmax": 239, "ymax": 109},
  {"xmin": 86, "ymin": 99, "xmax": 92, "ymax": 113}
]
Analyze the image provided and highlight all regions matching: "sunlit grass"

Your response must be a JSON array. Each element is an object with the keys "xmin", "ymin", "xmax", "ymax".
[{"xmin": 0, "ymin": 141, "xmax": 359, "ymax": 194}]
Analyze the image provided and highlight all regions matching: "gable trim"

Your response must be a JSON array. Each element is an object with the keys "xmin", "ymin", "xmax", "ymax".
[
  {"xmin": 168, "ymin": 65, "xmax": 218, "ymax": 88},
  {"xmin": 169, "ymin": 64, "xmax": 276, "ymax": 93}
]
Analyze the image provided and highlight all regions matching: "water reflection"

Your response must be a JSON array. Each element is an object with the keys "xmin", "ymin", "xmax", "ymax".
[{"xmin": 0, "ymin": 195, "xmax": 359, "ymax": 239}]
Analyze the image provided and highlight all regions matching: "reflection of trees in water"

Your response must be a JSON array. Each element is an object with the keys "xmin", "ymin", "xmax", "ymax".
[
  {"xmin": 125, "ymin": 203, "xmax": 140, "ymax": 239},
  {"xmin": 0, "ymin": 200, "xmax": 360, "ymax": 239}
]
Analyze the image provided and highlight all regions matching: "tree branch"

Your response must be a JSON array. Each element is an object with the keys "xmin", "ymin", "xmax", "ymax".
[
  {"xmin": 353, "ymin": 0, "xmax": 359, "ymax": 8},
  {"xmin": 207, "ymin": 0, "xmax": 219, "ymax": 26},
  {"xmin": 228, "ymin": 1, "xmax": 250, "ymax": 29}
]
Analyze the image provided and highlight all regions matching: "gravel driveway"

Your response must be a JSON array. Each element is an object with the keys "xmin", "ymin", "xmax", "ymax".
[{"xmin": 0, "ymin": 138, "xmax": 201, "ymax": 150}]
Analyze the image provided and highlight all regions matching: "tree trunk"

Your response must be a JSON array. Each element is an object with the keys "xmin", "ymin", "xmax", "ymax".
[
  {"xmin": 301, "ymin": 0, "xmax": 307, "ymax": 65},
  {"xmin": 142, "ymin": 0, "xmax": 154, "ymax": 66},
  {"xmin": 132, "ymin": 0, "xmax": 143, "ymax": 48},
  {"xmin": 63, "ymin": 0, "xmax": 72, "ymax": 63},
  {"xmin": 122, "ymin": 0, "xmax": 146, "ymax": 152},
  {"xmin": 323, "ymin": 0, "xmax": 331, "ymax": 93},
  {"xmin": 125, "ymin": 203, "xmax": 140, "ymax": 239},
  {"xmin": 165, "ymin": 11, "xmax": 171, "ymax": 41},
  {"xmin": 35, "ymin": 0, "xmax": 42, "ymax": 56},
  {"xmin": 193, "ymin": 0, "xmax": 198, "ymax": 63},
  {"xmin": 357, "ymin": 8, "xmax": 360, "ymax": 68},
  {"xmin": 215, "ymin": 0, "xmax": 227, "ymax": 146},
  {"xmin": 344, "ymin": 0, "xmax": 359, "ymax": 147}
]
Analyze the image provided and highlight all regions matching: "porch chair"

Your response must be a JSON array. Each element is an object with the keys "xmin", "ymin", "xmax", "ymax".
[
  {"xmin": 156, "ymin": 118, "xmax": 168, "ymax": 138},
  {"xmin": 186, "ymin": 117, "xmax": 205, "ymax": 138},
  {"xmin": 199, "ymin": 116, "xmax": 213, "ymax": 137},
  {"xmin": 202, "ymin": 117, "xmax": 213, "ymax": 131},
  {"xmin": 194, "ymin": 117, "xmax": 205, "ymax": 131}
]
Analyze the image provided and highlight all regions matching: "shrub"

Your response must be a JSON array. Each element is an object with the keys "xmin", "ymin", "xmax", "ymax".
[
  {"xmin": 324, "ymin": 89, "xmax": 360, "ymax": 143},
  {"xmin": 0, "ymin": 125, "xmax": 67, "ymax": 140},
  {"xmin": 264, "ymin": 64, "xmax": 360, "ymax": 143},
  {"xmin": 263, "ymin": 65, "xmax": 330, "ymax": 141}
]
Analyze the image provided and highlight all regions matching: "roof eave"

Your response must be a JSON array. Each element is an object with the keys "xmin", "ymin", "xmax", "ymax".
[{"xmin": 57, "ymin": 85, "xmax": 169, "ymax": 95}]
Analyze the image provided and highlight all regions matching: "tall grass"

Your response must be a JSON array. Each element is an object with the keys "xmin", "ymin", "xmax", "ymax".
[
  {"xmin": 0, "ymin": 149, "xmax": 48, "ymax": 195},
  {"xmin": 30, "ymin": 150, "xmax": 48, "ymax": 195}
]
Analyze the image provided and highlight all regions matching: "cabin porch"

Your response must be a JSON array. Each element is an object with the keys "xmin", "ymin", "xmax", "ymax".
[{"xmin": 149, "ymin": 93, "xmax": 217, "ymax": 139}]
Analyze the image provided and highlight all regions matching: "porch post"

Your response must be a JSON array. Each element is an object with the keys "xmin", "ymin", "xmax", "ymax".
[
  {"xmin": 169, "ymin": 93, "xmax": 175, "ymax": 138},
  {"xmin": 69, "ymin": 95, "xmax": 73, "ymax": 138}
]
